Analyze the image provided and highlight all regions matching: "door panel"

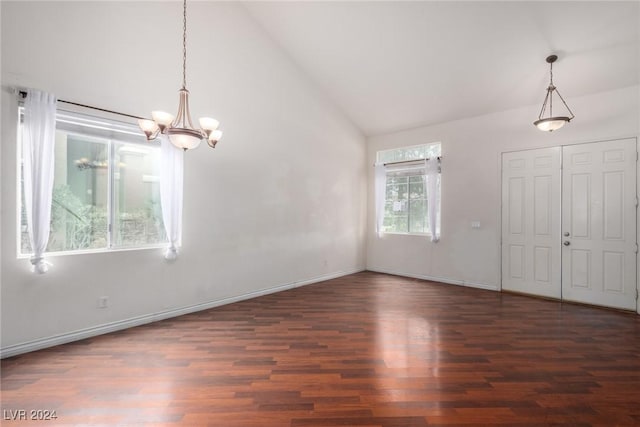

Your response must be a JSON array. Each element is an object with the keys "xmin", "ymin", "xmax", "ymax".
[
  {"xmin": 561, "ymin": 139, "xmax": 637, "ymax": 310},
  {"xmin": 502, "ymin": 148, "xmax": 561, "ymax": 298},
  {"xmin": 570, "ymin": 174, "xmax": 591, "ymax": 238}
]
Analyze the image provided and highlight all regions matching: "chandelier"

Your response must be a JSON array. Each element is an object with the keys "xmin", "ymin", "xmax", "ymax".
[
  {"xmin": 138, "ymin": 0, "xmax": 222, "ymax": 150},
  {"xmin": 533, "ymin": 55, "xmax": 575, "ymax": 132}
]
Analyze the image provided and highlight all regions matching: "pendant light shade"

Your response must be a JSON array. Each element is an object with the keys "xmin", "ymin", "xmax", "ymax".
[
  {"xmin": 168, "ymin": 129, "xmax": 203, "ymax": 150},
  {"xmin": 138, "ymin": 0, "xmax": 222, "ymax": 150},
  {"xmin": 534, "ymin": 117, "xmax": 570, "ymax": 132},
  {"xmin": 534, "ymin": 55, "xmax": 574, "ymax": 132}
]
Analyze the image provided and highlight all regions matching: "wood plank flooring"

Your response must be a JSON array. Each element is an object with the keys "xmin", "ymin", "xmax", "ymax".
[{"xmin": 2, "ymin": 271, "xmax": 640, "ymax": 426}]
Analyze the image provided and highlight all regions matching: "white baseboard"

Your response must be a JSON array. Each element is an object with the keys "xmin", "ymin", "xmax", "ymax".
[
  {"xmin": 0, "ymin": 268, "xmax": 364, "ymax": 359},
  {"xmin": 366, "ymin": 268, "xmax": 499, "ymax": 292}
]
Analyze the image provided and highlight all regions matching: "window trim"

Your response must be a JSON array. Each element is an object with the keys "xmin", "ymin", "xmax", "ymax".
[
  {"xmin": 381, "ymin": 231, "xmax": 437, "ymax": 239},
  {"xmin": 16, "ymin": 106, "xmax": 167, "ymax": 258}
]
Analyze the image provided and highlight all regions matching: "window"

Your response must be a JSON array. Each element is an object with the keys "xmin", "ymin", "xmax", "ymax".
[
  {"xmin": 18, "ymin": 108, "xmax": 166, "ymax": 255},
  {"xmin": 376, "ymin": 143, "xmax": 441, "ymax": 235}
]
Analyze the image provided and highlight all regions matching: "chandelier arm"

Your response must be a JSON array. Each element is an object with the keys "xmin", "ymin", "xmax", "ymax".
[
  {"xmin": 183, "ymin": 91, "xmax": 196, "ymax": 129},
  {"xmin": 142, "ymin": 127, "xmax": 161, "ymax": 141},
  {"xmin": 553, "ymin": 88, "xmax": 575, "ymax": 120},
  {"xmin": 174, "ymin": 91, "xmax": 186, "ymax": 128}
]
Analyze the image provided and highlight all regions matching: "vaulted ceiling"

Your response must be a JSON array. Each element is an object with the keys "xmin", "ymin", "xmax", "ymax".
[{"xmin": 243, "ymin": 1, "xmax": 639, "ymax": 136}]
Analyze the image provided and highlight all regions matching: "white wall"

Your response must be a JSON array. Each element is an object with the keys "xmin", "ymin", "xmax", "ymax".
[
  {"xmin": 366, "ymin": 86, "xmax": 639, "ymax": 291},
  {"xmin": 1, "ymin": 1, "xmax": 366, "ymax": 356}
]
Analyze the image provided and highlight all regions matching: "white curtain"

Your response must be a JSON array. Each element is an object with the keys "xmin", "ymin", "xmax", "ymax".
[
  {"xmin": 425, "ymin": 158, "xmax": 440, "ymax": 242},
  {"xmin": 374, "ymin": 163, "xmax": 387, "ymax": 237},
  {"xmin": 22, "ymin": 90, "xmax": 57, "ymax": 273},
  {"xmin": 160, "ymin": 135, "xmax": 184, "ymax": 260}
]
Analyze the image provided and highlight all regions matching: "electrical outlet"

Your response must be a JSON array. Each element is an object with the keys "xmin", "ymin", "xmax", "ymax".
[{"xmin": 98, "ymin": 296, "xmax": 109, "ymax": 309}]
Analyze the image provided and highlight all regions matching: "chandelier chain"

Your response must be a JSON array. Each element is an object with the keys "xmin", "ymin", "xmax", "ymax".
[{"xmin": 182, "ymin": 0, "xmax": 187, "ymax": 90}]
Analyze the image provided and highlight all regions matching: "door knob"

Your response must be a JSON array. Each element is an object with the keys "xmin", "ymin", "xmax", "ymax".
[
  {"xmin": 563, "ymin": 241, "xmax": 570, "ymax": 246},
  {"xmin": 563, "ymin": 232, "xmax": 570, "ymax": 237}
]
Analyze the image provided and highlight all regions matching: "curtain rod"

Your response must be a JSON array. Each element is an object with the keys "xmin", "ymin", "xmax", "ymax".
[
  {"xmin": 18, "ymin": 90, "xmax": 145, "ymax": 121},
  {"xmin": 382, "ymin": 156, "xmax": 441, "ymax": 166}
]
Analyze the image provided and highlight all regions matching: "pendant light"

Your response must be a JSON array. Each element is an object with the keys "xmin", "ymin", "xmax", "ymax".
[
  {"xmin": 533, "ymin": 55, "xmax": 575, "ymax": 132},
  {"xmin": 138, "ymin": 0, "xmax": 222, "ymax": 150}
]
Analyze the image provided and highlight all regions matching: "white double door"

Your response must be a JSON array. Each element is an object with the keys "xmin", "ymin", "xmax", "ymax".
[{"xmin": 502, "ymin": 138, "xmax": 637, "ymax": 311}]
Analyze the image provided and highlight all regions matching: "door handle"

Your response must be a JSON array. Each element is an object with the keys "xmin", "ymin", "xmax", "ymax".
[
  {"xmin": 563, "ymin": 232, "xmax": 570, "ymax": 237},
  {"xmin": 563, "ymin": 241, "xmax": 570, "ymax": 246}
]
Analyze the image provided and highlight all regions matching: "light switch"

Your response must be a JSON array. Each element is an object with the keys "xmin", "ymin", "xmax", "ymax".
[{"xmin": 471, "ymin": 221, "xmax": 481, "ymax": 229}]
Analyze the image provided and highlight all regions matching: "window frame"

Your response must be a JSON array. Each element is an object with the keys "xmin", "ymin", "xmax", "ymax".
[
  {"xmin": 377, "ymin": 142, "xmax": 441, "ymax": 237},
  {"xmin": 16, "ymin": 106, "xmax": 167, "ymax": 258}
]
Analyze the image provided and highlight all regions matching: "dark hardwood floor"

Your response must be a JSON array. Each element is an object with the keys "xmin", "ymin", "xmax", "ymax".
[{"xmin": 2, "ymin": 271, "xmax": 640, "ymax": 426}]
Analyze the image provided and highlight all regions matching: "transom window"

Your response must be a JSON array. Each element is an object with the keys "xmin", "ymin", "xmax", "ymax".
[
  {"xmin": 18, "ymin": 109, "xmax": 166, "ymax": 255},
  {"xmin": 377, "ymin": 143, "xmax": 441, "ymax": 235}
]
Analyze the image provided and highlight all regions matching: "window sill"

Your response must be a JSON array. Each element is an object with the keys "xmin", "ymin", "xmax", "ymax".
[
  {"xmin": 17, "ymin": 243, "xmax": 168, "ymax": 259},
  {"xmin": 380, "ymin": 231, "xmax": 439, "ymax": 237}
]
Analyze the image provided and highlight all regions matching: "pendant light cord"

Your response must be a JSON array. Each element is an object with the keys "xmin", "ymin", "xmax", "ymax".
[
  {"xmin": 548, "ymin": 61, "xmax": 553, "ymax": 116},
  {"xmin": 182, "ymin": 0, "xmax": 187, "ymax": 90}
]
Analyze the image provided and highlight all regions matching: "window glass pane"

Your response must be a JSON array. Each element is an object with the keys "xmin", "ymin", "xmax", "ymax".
[
  {"xmin": 425, "ymin": 143, "xmax": 441, "ymax": 158},
  {"xmin": 377, "ymin": 150, "xmax": 395, "ymax": 163},
  {"xmin": 19, "ymin": 185, "xmax": 28, "ymax": 254},
  {"xmin": 383, "ymin": 201, "xmax": 394, "ymax": 230},
  {"xmin": 405, "ymin": 146, "xmax": 424, "ymax": 160},
  {"xmin": 396, "ymin": 180, "xmax": 408, "ymax": 201},
  {"xmin": 394, "ymin": 149, "xmax": 407, "ymax": 162},
  {"xmin": 385, "ymin": 178, "xmax": 396, "ymax": 198},
  {"xmin": 49, "ymin": 132, "xmax": 109, "ymax": 252},
  {"xmin": 392, "ymin": 215, "xmax": 408, "ymax": 233},
  {"xmin": 434, "ymin": 175, "xmax": 442, "ymax": 234},
  {"xmin": 21, "ymin": 131, "xmax": 109, "ymax": 253},
  {"xmin": 408, "ymin": 176, "xmax": 424, "ymax": 199},
  {"xmin": 113, "ymin": 142, "xmax": 165, "ymax": 247},
  {"xmin": 409, "ymin": 199, "xmax": 426, "ymax": 233}
]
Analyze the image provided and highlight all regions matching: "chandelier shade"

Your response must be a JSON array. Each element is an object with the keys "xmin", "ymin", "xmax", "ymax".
[
  {"xmin": 533, "ymin": 117, "xmax": 571, "ymax": 132},
  {"xmin": 534, "ymin": 55, "xmax": 574, "ymax": 132},
  {"xmin": 138, "ymin": 0, "xmax": 222, "ymax": 150}
]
